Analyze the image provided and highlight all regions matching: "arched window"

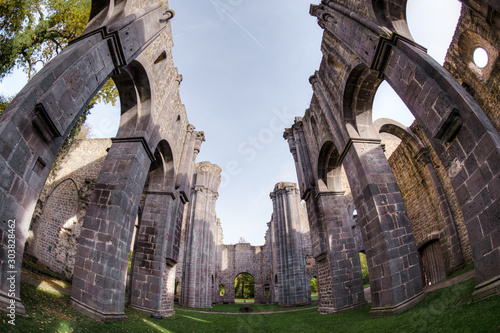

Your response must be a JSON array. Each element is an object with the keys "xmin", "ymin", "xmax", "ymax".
[
  {"xmin": 264, "ymin": 284, "xmax": 270, "ymax": 296},
  {"xmin": 219, "ymin": 284, "xmax": 225, "ymax": 296}
]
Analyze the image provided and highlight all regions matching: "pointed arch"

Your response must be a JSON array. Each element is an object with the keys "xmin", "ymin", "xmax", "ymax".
[{"xmin": 343, "ymin": 64, "xmax": 382, "ymax": 138}]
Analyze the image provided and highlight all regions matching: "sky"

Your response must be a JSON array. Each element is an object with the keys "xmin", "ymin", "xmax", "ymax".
[{"xmin": 0, "ymin": 0, "xmax": 463, "ymax": 245}]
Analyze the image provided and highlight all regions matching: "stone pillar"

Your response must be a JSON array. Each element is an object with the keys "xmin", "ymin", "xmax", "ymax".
[
  {"xmin": 270, "ymin": 182, "xmax": 310, "ymax": 307},
  {"xmin": 342, "ymin": 140, "xmax": 424, "ymax": 317},
  {"xmin": 284, "ymin": 126, "xmax": 327, "ymax": 256},
  {"xmin": 129, "ymin": 191, "xmax": 180, "ymax": 315},
  {"xmin": 285, "ymin": 121, "xmax": 365, "ymax": 313},
  {"xmin": 70, "ymin": 138, "xmax": 153, "ymax": 321},
  {"xmin": 130, "ymin": 128, "xmax": 204, "ymax": 315},
  {"xmin": 180, "ymin": 162, "xmax": 221, "ymax": 308},
  {"xmin": 316, "ymin": 191, "xmax": 366, "ymax": 313}
]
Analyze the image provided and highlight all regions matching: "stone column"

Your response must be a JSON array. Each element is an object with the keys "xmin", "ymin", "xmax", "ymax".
[
  {"xmin": 270, "ymin": 182, "xmax": 310, "ymax": 307},
  {"xmin": 342, "ymin": 140, "xmax": 424, "ymax": 317},
  {"xmin": 316, "ymin": 191, "xmax": 366, "ymax": 313},
  {"xmin": 129, "ymin": 190, "xmax": 180, "ymax": 315},
  {"xmin": 179, "ymin": 162, "xmax": 221, "ymax": 308},
  {"xmin": 70, "ymin": 138, "xmax": 153, "ymax": 321}
]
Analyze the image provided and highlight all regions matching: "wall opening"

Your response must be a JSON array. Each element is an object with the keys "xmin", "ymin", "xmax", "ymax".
[
  {"xmin": 473, "ymin": 47, "xmax": 489, "ymax": 68},
  {"xmin": 235, "ymin": 273, "xmax": 254, "ymax": 303},
  {"xmin": 310, "ymin": 277, "xmax": 318, "ymax": 301},
  {"xmin": 373, "ymin": 81, "xmax": 415, "ymax": 127},
  {"xmin": 359, "ymin": 252, "xmax": 370, "ymax": 288},
  {"xmin": 175, "ymin": 280, "xmax": 180, "ymax": 300},
  {"xmin": 264, "ymin": 284, "xmax": 270, "ymax": 296},
  {"xmin": 219, "ymin": 284, "xmax": 225, "ymax": 296}
]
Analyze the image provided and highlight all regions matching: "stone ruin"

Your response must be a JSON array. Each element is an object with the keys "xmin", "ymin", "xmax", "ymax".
[{"xmin": 0, "ymin": 0, "xmax": 499, "ymax": 322}]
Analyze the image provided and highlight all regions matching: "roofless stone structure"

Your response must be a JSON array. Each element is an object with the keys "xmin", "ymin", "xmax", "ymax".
[{"xmin": 0, "ymin": 0, "xmax": 499, "ymax": 323}]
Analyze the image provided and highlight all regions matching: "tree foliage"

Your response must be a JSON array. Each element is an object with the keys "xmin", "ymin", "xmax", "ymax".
[
  {"xmin": 359, "ymin": 252, "xmax": 370, "ymax": 285},
  {"xmin": 0, "ymin": 94, "xmax": 13, "ymax": 116},
  {"xmin": 310, "ymin": 277, "xmax": 318, "ymax": 294},
  {"xmin": 1, "ymin": 0, "xmax": 88, "ymax": 78}
]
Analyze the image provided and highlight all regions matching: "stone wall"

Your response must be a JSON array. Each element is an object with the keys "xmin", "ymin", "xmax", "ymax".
[
  {"xmin": 444, "ymin": 5, "xmax": 500, "ymax": 133},
  {"xmin": 387, "ymin": 124, "xmax": 473, "ymax": 270},
  {"xmin": 26, "ymin": 139, "xmax": 111, "ymax": 277},
  {"xmin": 215, "ymin": 242, "xmax": 273, "ymax": 304}
]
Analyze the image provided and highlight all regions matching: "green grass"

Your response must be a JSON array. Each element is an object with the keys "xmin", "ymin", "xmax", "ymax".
[
  {"xmin": 7, "ymin": 277, "xmax": 500, "ymax": 333},
  {"xmin": 176, "ymin": 302, "xmax": 317, "ymax": 313},
  {"xmin": 447, "ymin": 263, "xmax": 474, "ymax": 280},
  {"xmin": 22, "ymin": 259, "xmax": 72, "ymax": 284}
]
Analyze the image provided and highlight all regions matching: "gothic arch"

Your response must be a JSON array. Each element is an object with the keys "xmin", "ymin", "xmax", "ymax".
[
  {"xmin": 342, "ymin": 64, "xmax": 382, "ymax": 138},
  {"xmin": 370, "ymin": 0, "xmax": 413, "ymax": 39},
  {"xmin": 33, "ymin": 179, "xmax": 79, "ymax": 271},
  {"xmin": 146, "ymin": 140, "xmax": 176, "ymax": 191},
  {"xmin": 114, "ymin": 59, "xmax": 154, "ymax": 138},
  {"xmin": 374, "ymin": 118, "xmax": 466, "ymax": 273},
  {"xmin": 317, "ymin": 141, "xmax": 342, "ymax": 192},
  {"xmin": 128, "ymin": 138, "xmax": 182, "ymax": 315},
  {"xmin": 373, "ymin": 118, "xmax": 423, "ymax": 154},
  {"xmin": 0, "ymin": 2, "xmax": 173, "ymax": 316}
]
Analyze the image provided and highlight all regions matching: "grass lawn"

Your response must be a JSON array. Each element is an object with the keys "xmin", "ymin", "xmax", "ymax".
[{"xmin": 5, "ymin": 277, "xmax": 499, "ymax": 333}]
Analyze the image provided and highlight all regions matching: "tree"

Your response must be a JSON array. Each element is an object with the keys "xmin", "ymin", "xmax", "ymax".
[
  {"xmin": 359, "ymin": 252, "xmax": 370, "ymax": 285},
  {"xmin": 0, "ymin": 95, "xmax": 13, "ymax": 116},
  {"xmin": 310, "ymin": 277, "xmax": 318, "ymax": 294},
  {"xmin": 1, "ymin": 0, "xmax": 88, "ymax": 79}
]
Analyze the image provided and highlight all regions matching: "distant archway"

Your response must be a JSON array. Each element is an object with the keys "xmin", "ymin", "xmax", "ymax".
[{"xmin": 234, "ymin": 273, "xmax": 255, "ymax": 303}]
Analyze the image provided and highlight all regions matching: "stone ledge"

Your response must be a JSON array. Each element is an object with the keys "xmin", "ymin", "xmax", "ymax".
[
  {"xmin": 318, "ymin": 300, "xmax": 367, "ymax": 314},
  {"xmin": 472, "ymin": 275, "xmax": 500, "ymax": 301},
  {"xmin": 369, "ymin": 291, "xmax": 425, "ymax": 317},
  {"xmin": 129, "ymin": 304, "xmax": 175, "ymax": 317},
  {"xmin": 70, "ymin": 297, "xmax": 127, "ymax": 322},
  {"xmin": 0, "ymin": 292, "xmax": 27, "ymax": 316}
]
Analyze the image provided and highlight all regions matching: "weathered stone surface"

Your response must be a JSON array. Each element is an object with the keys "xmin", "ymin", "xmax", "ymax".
[
  {"xmin": 179, "ymin": 162, "xmax": 221, "ymax": 308},
  {"xmin": 0, "ymin": 0, "xmax": 203, "ymax": 319},
  {"xmin": 283, "ymin": 0, "xmax": 499, "ymax": 314},
  {"xmin": 269, "ymin": 182, "xmax": 311, "ymax": 307}
]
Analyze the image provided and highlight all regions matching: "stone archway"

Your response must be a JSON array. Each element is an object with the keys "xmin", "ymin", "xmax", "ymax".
[
  {"xmin": 0, "ymin": 1, "xmax": 175, "ymax": 315},
  {"xmin": 234, "ymin": 272, "xmax": 255, "ymax": 302},
  {"xmin": 291, "ymin": 0, "xmax": 500, "ymax": 312}
]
